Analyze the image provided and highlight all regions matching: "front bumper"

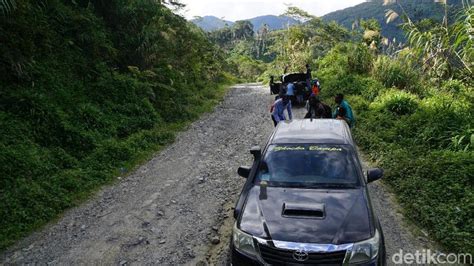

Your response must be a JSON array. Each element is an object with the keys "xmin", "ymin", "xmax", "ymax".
[
  {"xmin": 231, "ymin": 246, "xmax": 261, "ymax": 266},
  {"xmin": 230, "ymin": 237, "xmax": 382, "ymax": 266}
]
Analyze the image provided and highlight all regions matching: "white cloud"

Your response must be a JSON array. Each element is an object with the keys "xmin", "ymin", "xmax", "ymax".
[{"xmin": 178, "ymin": 0, "xmax": 366, "ymax": 21}]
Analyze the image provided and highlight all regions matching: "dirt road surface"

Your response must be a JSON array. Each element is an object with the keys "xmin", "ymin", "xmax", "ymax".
[{"xmin": 1, "ymin": 84, "xmax": 435, "ymax": 265}]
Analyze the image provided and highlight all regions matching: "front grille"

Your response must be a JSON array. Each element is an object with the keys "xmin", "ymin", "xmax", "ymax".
[{"xmin": 258, "ymin": 243, "xmax": 346, "ymax": 265}]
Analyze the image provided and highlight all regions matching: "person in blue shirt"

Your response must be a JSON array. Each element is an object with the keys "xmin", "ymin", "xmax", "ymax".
[
  {"xmin": 286, "ymin": 82, "xmax": 295, "ymax": 103},
  {"xmin": 333, "ymin": 93, "xmax": 354, "ymax": 128},
  {"xmin": 271, "ymin": 95, "xmax": 293, "ymax": 126}
]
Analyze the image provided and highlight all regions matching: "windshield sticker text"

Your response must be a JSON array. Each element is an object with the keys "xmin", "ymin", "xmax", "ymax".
[
  {"xmin": 274, "ymin": 146, "xmax": 305, "ymax": 151},
  {"xmin": 309, "ymin": 146, "xmax": 343, "ymax": 152}
]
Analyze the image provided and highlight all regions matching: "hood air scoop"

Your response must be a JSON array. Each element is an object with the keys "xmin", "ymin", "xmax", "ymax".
[{"xmin": 282, "ymin": 202, "xmax": 325, "ymax": 219}]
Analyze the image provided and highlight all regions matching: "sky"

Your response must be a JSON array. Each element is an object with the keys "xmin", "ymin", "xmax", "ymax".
[{"xmin": 178, "ymin": 0, "xmax": 366, "ymax": 21}]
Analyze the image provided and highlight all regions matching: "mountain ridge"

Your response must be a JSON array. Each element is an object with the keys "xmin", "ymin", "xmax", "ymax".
[{"xmin": 191, "ymin": 15, "xmax": 299, "ymax": 32}]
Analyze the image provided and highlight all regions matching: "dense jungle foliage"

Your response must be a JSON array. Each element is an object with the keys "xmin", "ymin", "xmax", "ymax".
[
  {"xmin": 0, "ymin": 0, "xmax": 235, "ymax": 250},
  {"xmin": 210, "ymin": 1, "xmax": 473, "ymax": 254}
]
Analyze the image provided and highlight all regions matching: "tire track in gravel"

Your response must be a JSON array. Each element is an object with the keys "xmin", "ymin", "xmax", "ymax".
[{"xmin": 1, "ymin": 84, "xmax": 435, "ymax": 266}]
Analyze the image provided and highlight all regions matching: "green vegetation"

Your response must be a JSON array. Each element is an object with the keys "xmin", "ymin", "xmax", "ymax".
[
  {"xmin": 209, "ymin": 1, "xmax": 473, "ymax": 254},
  {"xmin": 0, "ymin": 0, "xmax": 234, "ymax": 250},
  {"xmin": 322, "ymin": 0, "xmax": 465, "ymax": 42}
]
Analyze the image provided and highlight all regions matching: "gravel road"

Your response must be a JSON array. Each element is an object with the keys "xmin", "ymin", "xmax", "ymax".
[{"xmin": 1, "ymin": 84, "xmax": 435, "ymax": 265}]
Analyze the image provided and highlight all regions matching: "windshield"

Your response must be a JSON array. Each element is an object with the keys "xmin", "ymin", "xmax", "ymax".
[{"xmin": 255, "ymin": 144, "xmax": 360, "ymax": 188}]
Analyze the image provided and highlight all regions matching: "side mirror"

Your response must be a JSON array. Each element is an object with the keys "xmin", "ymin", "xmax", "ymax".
[
  {"xmin": 367, "ymin": 168, "xmax": 384, "ymax": 183},
  {"xmin": 250, "ymin": 146, "xmax": 261, "ymax": 159},
  {"xmin": 238, "ymin": 166, "xmax": 251, "ymax": 178}
]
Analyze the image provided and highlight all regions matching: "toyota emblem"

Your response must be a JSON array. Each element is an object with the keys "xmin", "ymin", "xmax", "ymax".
[{"xmin": 293, "ymin": 249, "xmax": 309, "ymax": 262}]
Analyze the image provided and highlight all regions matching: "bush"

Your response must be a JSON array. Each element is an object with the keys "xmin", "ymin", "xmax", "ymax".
[
  {"xmin": 370, "ymin": 89, "xmax": 419, "ymax": 115},
  {"xmin": 372, "ymin": 56, "xmax": 420, "ymax": 91},
  {"xmin": 318, "ymin": 45, "xmax": 385, "ymax": 100},
  {"xmin": 348, "ymin": 43, "xmax": 374, "ymax": 74},
  {"xmin": 381, "ymin": 149, "xmax": 474, "ymax": 254},
  {"xmin": 359, "ymin": 78, "xmax": 385, "ymax": 101},
  {"xmin": 441, "ymin": 79, "xmax": 467, "ymax": 94}
]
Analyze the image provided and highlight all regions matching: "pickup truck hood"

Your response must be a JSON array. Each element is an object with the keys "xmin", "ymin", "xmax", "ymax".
[{"xmin": 239, "ymin": 186, "xmax": 373, "ymax": 244}]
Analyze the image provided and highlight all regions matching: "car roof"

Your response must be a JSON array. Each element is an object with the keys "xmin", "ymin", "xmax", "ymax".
[
  {"xmin": 270, "ymin": 119, "xmax": 354, "ymax": 145},
  {"xmin": 282, "ymin": 73, "xmax": 307, "ymax": 83}
]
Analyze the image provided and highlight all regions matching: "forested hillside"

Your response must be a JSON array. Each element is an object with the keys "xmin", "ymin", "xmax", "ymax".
[
  {"xmin": 323, "ymin": 0, "xmax": 465, "ymax": 41},
  {"xmin": 209, "ymin": 2, "xmax": 473, "ymax": 254},
  {"xmin": 0, "ymin": 0, "xmax": 234, "ymax": 250},
  {"xmin": 191, "ymin": 15, "xmax": 299, "ymax": 32},
  {"xmin": 191, "ymin": 16, "xmax": 234, "ymax": 32}
]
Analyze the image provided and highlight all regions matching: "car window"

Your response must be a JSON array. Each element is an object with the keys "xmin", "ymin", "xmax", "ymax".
[{"xmin": 255, "ymin": 144, "xmax": 360, "ymax": 188}]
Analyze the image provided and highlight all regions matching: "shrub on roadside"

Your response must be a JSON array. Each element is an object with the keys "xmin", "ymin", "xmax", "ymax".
[
  {"xmin": 372, "ymin": 56, "xmax": 419, "ymax": 91},
  {"xmin": 370, "ymin": 89, "xmax": 419, "ymax": 115},
  {"xmin": 380, "ymin": 149, "xmax": 474, "ymax": 254},
  {"xmin": 348, "ymin": 43, "xmax": 374, "ymax": 75}
]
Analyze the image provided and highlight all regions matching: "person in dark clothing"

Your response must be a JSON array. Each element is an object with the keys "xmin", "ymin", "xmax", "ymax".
[
  {"xmin": 305, "ymin": 64, "xmax": 312, "ymax": 91},
  {"xmin": 269, "ymin": 75, "xmax": 280, "ymax": 95},
  {"xmin": 304, "ymin": 95, "xmax": 332, "ymax": 119}
]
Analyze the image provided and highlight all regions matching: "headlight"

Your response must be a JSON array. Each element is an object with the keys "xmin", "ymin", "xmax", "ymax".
[
  {"xmin": 348, "ymin": 230, "xmax": 380, "ymax": 264},
  {"xmin": 233, "ymin": 223, "xmax": 257, "ymax": 257}
]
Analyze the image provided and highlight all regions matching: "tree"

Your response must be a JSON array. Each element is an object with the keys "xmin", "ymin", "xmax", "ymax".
[
  {"xmin": 256, "ymin": 23, "xmax": 269, "ymax": 58},
  {"xmin": 284, "ymin": 6, "xmax": 316, "ymax": 22},
  {"xmin": 232, "ymin": 20, "xmax": 254, "ymax": 40}
]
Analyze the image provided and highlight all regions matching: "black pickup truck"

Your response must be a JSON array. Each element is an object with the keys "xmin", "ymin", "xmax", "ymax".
[{"xmin": 231, "ymin": 119, "xmax": 386, "ymax": 266}]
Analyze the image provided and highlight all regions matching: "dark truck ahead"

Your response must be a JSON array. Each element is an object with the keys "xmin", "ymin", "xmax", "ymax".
[
  {"xmin": 231, "ymin": 119, "xmax": 386, "ymax": 266},
  {"xmin": 270, "ymin": 73, "xmax": 313, "ymax": 105}
]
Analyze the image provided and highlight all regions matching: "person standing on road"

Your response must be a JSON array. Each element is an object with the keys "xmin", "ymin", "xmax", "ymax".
[
  {"xmin": 269, "ymin": 75, "xmax": 280, "ymax": 95},
  {"xmin": 286, "ymin": 82, "xmax": 296, "ymax": 103},
  {"xmin": 271, "ymin": 95, "xmax": 293, "ymax": 126},
  {"xmin": 333, "ymin": 93, "xmax": 354, "ymax": 128},
  {"xmin": 305, "ymin": 64, "xmax": 312, "ymax": 91}
]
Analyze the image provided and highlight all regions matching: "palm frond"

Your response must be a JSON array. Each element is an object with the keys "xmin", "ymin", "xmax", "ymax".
[
  {"xmin": 383, "ymin": 0, "xmax": 396, "ymax": 6},
  {"xmin": 385, "ymin": 9, "xmax": 400, "ymax": 24},
  {"xmin": 0, "ymin": 0, "xmax": 16, "ymax": 15},
  {"xmin": 434, "ymin": 0, "xmax": 447, "ymax": 4}
]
